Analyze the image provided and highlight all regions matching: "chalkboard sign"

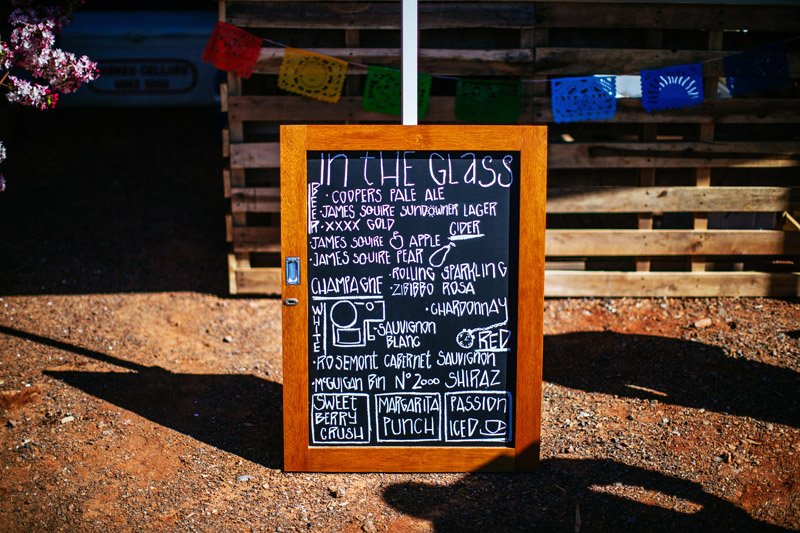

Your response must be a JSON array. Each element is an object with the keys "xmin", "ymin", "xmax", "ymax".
[{"xmin": 282, "ymin": 126, "xmax": 547, "ymax": 472}]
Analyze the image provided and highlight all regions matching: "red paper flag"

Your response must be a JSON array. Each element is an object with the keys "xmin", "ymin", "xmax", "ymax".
[{"xmin": 201, "ymin": 22, "xmax": 262, "ymax": 79}]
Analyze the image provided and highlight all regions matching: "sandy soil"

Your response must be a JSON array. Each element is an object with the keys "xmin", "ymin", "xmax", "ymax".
[{"xmin": 0, "ymin": 108, "xmax": 798, "ymax": 531}]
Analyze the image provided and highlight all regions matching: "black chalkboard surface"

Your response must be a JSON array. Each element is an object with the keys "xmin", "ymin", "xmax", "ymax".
[
  {"xmin": 281, "ymin": 125, "xmax": 547, "ymax": 472},
  {"xmin": 306, "ymin": 151, "xmax": 519, "ymax": 446}
]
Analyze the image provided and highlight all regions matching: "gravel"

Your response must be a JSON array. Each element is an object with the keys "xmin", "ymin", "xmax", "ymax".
[{"xmin": 0, "ymin": 294, "xmax": 797, "ymax": 531}]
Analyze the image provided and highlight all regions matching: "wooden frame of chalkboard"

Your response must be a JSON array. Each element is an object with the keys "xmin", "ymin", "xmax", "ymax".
[{"xmin": 281, "ymin": 125, "xmax": 547, "ymax": 472}]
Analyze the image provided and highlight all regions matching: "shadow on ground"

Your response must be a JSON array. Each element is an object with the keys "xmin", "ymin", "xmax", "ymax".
[
  {"xmin": 0, "ymin": 325, "xmax": 283, "ymax": 470},
  {"xmin": 383, "ymin": 332, "xmax": 798, "ymax": 530},
  {"xmin": 5, "ymin": 328, "xmax": 798, "ymax": 529},
  {"xmin": 0, "ymin": 106, "xmax": 227, "ymax": 295},
  {"xmin": 545, "ymin": 331, "xmax": 800, "ymax": 428},
  {"xmin": 384, "ymin": 454, "xmax": 790, "ymax": 531},
  {"xmin": 45, "ymin": 369, "xmax": 283, "ymax": 470},
  {"xmin": 8, "ymin": 323, "xmax": 798, "ymax": 472}
]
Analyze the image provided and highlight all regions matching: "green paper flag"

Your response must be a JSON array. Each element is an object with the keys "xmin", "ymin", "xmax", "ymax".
[
  {"xmin": 455, "ymin": 78, "xmax": 522, "ymax": 124},
  {"xmin": 362, "ymin": 66, "xmax": 432, "ymax": 118}
]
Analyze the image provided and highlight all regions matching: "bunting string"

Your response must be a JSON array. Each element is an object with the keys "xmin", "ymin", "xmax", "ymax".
[{"xmin": 202, "ymin": 23, "xmax": 799, "ymax": 124}]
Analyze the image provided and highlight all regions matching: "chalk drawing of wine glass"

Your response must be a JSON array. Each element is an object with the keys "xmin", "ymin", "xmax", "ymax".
[
  {"xmin": 456, "ymin": 329, "xmax": 476, "ymax": 349},
  {"xmin": 455, "ymin": 305, "xmax": 509, "ymax": 349}
]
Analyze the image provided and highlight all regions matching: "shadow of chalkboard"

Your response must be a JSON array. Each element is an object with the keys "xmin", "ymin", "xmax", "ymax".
[
  {"xmin": 544, "ymin": 331, "xmax": 800, "ymax": 428},
  {"xmin": 383, "ymin": 453, "xmax": 790, "ymax": 531},
  {"xmin": 0, "ymin": 324, "xmax": 283, "ymax": 470}
]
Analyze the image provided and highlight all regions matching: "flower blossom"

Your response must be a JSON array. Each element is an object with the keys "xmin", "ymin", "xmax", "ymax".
[
  {"xmin": 0, "ymin": 41, "xmax": 12, "ymax": 70},
  {"xmin": 1, "ymin": 1, "xmax": 98, "ymax": 108},
  {"xmin": 0, "ymin": 142, "xmax": 5, "ymax": 192},
  {"xmin": 0, "ymin": 0, "xmax": 94, "ymax": 189},
  {"xmin": 8, "ymin": 16, "xmax": 98, "ymax": 95},
  {"xmin": 5, "ymin": 75, "xmax": 57, "ymax": 110},
  {"xmin": 9, "ymin": 0, "xmax": 84, "ymax": 32}
]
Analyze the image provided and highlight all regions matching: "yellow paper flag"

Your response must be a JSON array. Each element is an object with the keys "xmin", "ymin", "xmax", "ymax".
[{"xmin": 278, "ymin": 48, "xmax": 348, "ymax": 103}]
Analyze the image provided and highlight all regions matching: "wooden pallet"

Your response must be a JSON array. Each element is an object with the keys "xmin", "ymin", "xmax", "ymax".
[{"xmin": 219, "ymin": 0, "xmax": 800, "ymax": 297}]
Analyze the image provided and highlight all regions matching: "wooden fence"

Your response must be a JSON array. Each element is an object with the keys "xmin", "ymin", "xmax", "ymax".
[{"xmin": 219, "ymin": 0, "xmax": 800, "ymax": 297}]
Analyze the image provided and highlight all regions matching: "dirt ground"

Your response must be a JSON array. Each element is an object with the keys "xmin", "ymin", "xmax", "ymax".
[{"xmin": 0, "ymin": 108, "xmax": 799, "ymax": 531}]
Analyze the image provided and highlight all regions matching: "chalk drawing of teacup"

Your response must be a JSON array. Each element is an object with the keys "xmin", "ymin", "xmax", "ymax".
[{"xmin": 480, "ymin": 420, "xmax": 506, "ymax": 436}]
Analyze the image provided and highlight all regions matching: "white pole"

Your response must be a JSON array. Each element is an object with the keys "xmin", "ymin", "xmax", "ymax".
[{"xmin": 401, "ymin": 0, "xmax": 418, "ymax": 125}]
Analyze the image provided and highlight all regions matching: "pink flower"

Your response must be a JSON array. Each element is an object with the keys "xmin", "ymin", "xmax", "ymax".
[
  {"xmin": 0, "ymin": 0, "xmax": 95, "ymax": 182},
  {"xmin": 1, "ymin": 1, "xmax": 98, "ymax": 109},
  {"xmin": 0, "ymin": 41, "xmax": 12, "ymax": 70},
  {"xmin": 5, "ymin": 75, "xmax": 57, "ymax": 110},
  {"xmin": 9, "ymin": 0, "xmax": 82, "ymax": 32}
]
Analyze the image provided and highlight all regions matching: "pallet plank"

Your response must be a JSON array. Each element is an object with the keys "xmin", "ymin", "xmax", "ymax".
[
  {"xmin": 229, "ymin": 96, "xmax": 800, "ymax": 125},
  {"xmin": 536, "ymin": 3, "xmax": 800, "ymax": 31},
  {"xmin": 549, "ymin": 142, "xmax": 800, "ymax": 169},
  {"xmin": 546, "ymin": 230, "xmax": 800, "ymax": 256},
  {"xmin": 222, "ymin": 128, "xmax": 230, "ymax": 158},
  {"xmin": 227, "ymin": 254, "xmax": 239, "ymax": 295},
  {"xmin": 230, "ymin": 140, "xmax": 800, "ymax": 170},
  {"xmin": 534, "ymin": 48, "xmax": 799, "ymax": 77},
  {"xmin": 227, "ymin": 2, "xmax": 800, "ymax": 31},
  {"xmin": 535, "ymin": 48, "xmax": 800, "ymax": 77},
  {"xmin": 231, "ymin": 187, "xmax": 281, "ymax": 213},
  {"xmin": 254, "ymin": 48, "xmax": 534, "ymax": 76},
  {"xmin": 231, "ymin": 225, "xmax": 281, "ymax": 243},
  {"xmin": 547, "ymin": 186, "xmax": 799, "ymax": 213},
  {"xmin": 235, "ymin": 267, "xmax": 283, "ymax": 295},
  {"xmin": 544, "ymin": 271, "xmax": 800, "ymax": 297},
  {"xmin": 230, "ymin": 142, "xmax": 280, "ymax": 169},
  {"xmin": 533, "ymin": 98, "xmax": 800, "ymax": 125},
  {"xmin": 255, "ymin": 46, "xmax": 800, "ymax": 80},
  {"xmin": 230, "ymin": 95, "xmax": 460, "ymax": 123},
  {"xmin": 227, "ymin": 2, "xmax": 536, "ymax": 29},
  {"xmin": 232, "ymin": 241, "xmax": 282, "ymax": 253},
  {"xmin": 536, "ymin": 47, "xmax": 727, "ymax": 76}
]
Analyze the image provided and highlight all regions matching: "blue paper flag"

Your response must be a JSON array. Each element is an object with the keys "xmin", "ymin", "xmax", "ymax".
[
  {"xmin": 724, "ymin": 43, "xmax": 789, "ymax": 96},
  {"xmin": 640, "ymin": 63, "xmax": 704, "ymax": 113},
  {"xmin": 551, "ymin": 76, "xmax": 617, "ymax": 123}
]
